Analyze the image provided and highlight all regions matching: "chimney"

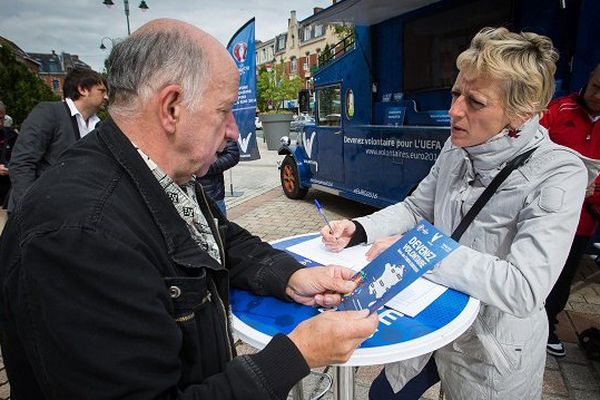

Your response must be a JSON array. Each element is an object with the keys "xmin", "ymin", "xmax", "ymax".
[
  {"xmin": 288, "ymin": 10, "xmax": 296, "ymax": 27},
  {"xmin": 51, "ymin": 50, "xmax": 56, "ymax": 56},
  {"xmin": 313, "ymin": 7, "xmax": 323, "ymax": 14}
]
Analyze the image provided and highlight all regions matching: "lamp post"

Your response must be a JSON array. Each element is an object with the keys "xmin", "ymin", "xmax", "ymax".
[
  {"xmin": 102, "ymin": 0, "xmax": 149, "ymax": 36},
  {"xmin": 99, "ymin": 37, "xmax": 116, "ymax": 51}
]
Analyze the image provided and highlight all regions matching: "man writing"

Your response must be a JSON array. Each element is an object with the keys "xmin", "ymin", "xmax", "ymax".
[
  {"xmin": 0, "ymin": 19, "xmax": 377, "ymax": 399},
  {"xmin": 7, "ymin": 67, "xmax": 107, "ymax": 211}
]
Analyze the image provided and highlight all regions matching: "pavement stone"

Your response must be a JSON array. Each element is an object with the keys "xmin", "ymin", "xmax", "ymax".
[
  {"xmin": 560, "ymin": 363, "xmax": 600, "ymax": 391},
  {"xmin": 544, "ymin": 369, "xmax": 569, "ymax": 397}
]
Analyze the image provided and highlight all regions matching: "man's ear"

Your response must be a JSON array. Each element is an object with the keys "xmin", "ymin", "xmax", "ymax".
[
  {"xmin": 158, "ymin": 84, "xmax": 183, "ymax": 135},
  {"xmin": 78, "ymin": 85, "xmax": 89, "ymax": 98}
]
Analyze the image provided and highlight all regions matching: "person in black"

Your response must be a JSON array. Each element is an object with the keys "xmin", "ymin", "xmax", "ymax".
[
  {"xmin": 0, "ymin": 19, "xmax": 378, "ymax": 399},
  {"xmin": 198, "ymin": 139, "xmax": 240, "ymax": 216},
  {"xmin": 0, "ymin": 101, "xmax": 17, "ymax": 208}
]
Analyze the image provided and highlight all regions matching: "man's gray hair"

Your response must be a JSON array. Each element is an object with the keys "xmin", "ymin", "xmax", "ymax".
[{"xmin": 107, "ymin": 27, "xmax": 208, "ymax": 116}]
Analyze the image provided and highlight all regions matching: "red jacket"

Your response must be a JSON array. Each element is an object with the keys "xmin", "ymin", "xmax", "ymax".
[{"xmin": 541, "ymin": 93, "xmax": 600, "ymax": 236}]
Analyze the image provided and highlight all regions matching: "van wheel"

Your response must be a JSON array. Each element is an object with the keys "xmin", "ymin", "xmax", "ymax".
[{"xmin": 281, "ymin": 156, "xmax": 308, "ymax": 199}]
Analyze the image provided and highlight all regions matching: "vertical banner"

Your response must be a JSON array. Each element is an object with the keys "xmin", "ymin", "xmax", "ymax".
[{"xmin": 227, "ymin": 18, "xmax": 260, "ymax": 161}]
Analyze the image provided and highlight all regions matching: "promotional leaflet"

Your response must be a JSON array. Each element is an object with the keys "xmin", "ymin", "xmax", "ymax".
[{"xmin": 337, "ymin": 220, "xmax": 459, "ymax": 313}]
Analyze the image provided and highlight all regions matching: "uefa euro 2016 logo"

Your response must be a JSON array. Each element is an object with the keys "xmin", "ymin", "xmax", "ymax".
[{"xmin": 232, "ymin": 42, "xmax": 248, "ymax": 64}]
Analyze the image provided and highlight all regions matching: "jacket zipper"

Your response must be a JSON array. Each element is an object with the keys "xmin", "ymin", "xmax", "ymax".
[
  {"xmin": 174, "ymin": 292, "xmax": 212, "ymax": 323},
  {"xmin": 197, "ymin": 187, "xmax": 234, "ymax": 360}
]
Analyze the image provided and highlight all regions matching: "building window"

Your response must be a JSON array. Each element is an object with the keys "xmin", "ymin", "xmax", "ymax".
[
  {"xmin": 291, "ymin": 57, "xmax": 297, "ymax": 73},
  {"xmin": 304, "ymin": 27, "xmax": 312, "ymax": 41},
  {"xmin": 52, "ymin": 79, "xmax": 60, "ymax": 92},
  {"xmin": 277, "ymin": 36, "xmax": 286, "ymax": 51},
  {"xmin": 315, "ymin": 24, "xmax": 323, "ymax": 37}
]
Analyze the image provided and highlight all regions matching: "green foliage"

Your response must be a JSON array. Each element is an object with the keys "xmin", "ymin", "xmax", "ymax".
[
  {"xmin": 0, "ymin": 45, "xmax": 60, "ymax": 126},
  {"xmin": 334, "ymin": 24, "xmax": 355, "ymax": 41},
  {"xmin": 256, "ymin": 62, "xmax": 303, "ymax": 114}
]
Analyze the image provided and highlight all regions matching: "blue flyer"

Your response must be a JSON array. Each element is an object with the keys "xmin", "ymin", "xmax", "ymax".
[{"xmin": 337, "ymin": 220, "xmax": 459, "ymax": 313}]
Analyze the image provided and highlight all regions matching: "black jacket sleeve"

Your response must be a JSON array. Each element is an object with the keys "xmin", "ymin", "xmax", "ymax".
[
  {"xmin": 8, "ymin": 103, "xmax": 57, "ymax": 205},
  {"xmin": 12, "ymin": 227, "xmax": 307, "ymax": 400},
  {"xmin": 205, "ymin": 141, "xmax": 240, "ymax": 177}
]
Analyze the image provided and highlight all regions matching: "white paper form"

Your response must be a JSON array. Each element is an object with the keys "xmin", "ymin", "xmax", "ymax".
[
  {"xmin": 287, "ymin": 236, "xmax": 447, "ymax": 317},
  {"xmin": 287, "ymin": 236, "xmax": 370, "ymax": 271}
]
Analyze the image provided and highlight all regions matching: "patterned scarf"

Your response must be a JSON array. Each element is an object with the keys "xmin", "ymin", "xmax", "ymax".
[{"xmin": 135, "ymin": 146, "xmax": 221, "ymax": 263}]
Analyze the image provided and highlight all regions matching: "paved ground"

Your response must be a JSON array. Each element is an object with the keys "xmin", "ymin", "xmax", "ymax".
[{"xmin": 0, "ymin": 138, "xmax": 598, "ymax": 399}]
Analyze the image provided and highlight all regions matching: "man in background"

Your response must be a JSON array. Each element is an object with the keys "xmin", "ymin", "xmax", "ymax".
[
  {"xmin": 199, "ymin": 140, "xmax": 240, "ymax": 216},
  {"xmin": 0, "ymin": 101, "xmax": 17, "ymax": 207},
  {"xmin": 7, "ymin": 67, "xmax": 107, "ymax": 211},
  {"xmin": 542, "ymin": 64, "xmax": 600, "ymax": 357}
]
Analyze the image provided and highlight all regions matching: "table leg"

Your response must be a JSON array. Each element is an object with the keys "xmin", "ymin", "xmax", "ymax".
[{"xmin": 333, "ymin": 366, "xmax": 354, "ymax": 400}]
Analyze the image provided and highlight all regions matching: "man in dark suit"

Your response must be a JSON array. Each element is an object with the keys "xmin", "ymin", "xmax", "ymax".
[{"xmin": 7, "ymin": 68, "xmax": 107, "ymax": 211}]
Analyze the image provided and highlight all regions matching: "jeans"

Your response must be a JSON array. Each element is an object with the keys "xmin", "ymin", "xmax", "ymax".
[{"xmin": 369, "ymin": 357, "xmax": 440, "ymax": 400}]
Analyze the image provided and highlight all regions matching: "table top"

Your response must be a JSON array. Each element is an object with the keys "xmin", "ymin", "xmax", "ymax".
[{"xmin": 231, "ymin": 233, "xmax": 479, "ymax": 366}]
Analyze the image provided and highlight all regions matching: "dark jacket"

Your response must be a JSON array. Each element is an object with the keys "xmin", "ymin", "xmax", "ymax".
[
  {"xmin": 0, "ymin": 118, "xmax": 309, "ymax": 399},
  {"xmin": 7, "ymin": 101, "xmax": 79, "ymax": 211},
  {"xmin": 198, "ymin": 140, "xmax": 240, "ymax": 202},
  {"xmin": 0, "ymin": 126, "xmax": 18, "ymax": 165}
]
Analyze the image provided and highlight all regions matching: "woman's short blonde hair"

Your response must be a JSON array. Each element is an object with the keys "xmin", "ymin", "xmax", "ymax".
[{"xmin": 456, "ymin": 27, "xmax": 558, "ymax": 121}]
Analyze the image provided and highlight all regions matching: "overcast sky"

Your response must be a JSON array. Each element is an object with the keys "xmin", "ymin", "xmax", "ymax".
[{"xmin": 1, "ymin": 0, "xmax": 333, "ymax": 71}]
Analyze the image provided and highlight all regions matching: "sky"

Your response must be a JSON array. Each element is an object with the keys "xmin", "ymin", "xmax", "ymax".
[{"xmin": 0, "ymin": 0, "xmax": 333, "ymax": 71}]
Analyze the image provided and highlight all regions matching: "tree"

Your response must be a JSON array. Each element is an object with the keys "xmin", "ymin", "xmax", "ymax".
[
  {"xmin": 0, "ymin": 45, "xmax": 60, "ymax": 126},
  {"xmin": 256, "ymin": 61, "xmax": 303, "ymax": 114}
]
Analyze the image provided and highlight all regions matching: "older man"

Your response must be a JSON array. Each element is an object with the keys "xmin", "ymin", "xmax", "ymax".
[
  {"xmin": 0, "ymin": 19, "xmax": 377, "ymax": 399},
  {"xmin": 7, "ymin": 67, "xmax": 107, "ymax": 211}
]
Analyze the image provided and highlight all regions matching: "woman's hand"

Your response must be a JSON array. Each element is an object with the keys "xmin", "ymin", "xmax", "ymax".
[
  {"xmin": 320, "ymin": 219, "xmax": 356, "ymax": 252},
  {"xmin": 365, "ymin": 235, "xmax": 402, "ymax": 261}
]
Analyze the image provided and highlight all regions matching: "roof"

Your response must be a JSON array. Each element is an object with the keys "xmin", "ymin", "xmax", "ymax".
[
  {"xmin": 300, "ymin": 0, "xmax": 442, "ymax": 26},
  {"xmin": 28, "ymin": 52, "xmax": 91, "ymax": 74}
]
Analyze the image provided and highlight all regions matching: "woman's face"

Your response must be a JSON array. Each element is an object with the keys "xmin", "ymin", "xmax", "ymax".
[{"xmin": 449, "ymin": 71, "xmax": 512, "ymax": 148}]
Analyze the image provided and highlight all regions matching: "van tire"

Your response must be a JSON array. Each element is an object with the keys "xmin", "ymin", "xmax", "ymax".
[{"xmin": 281, "ymin": 155, "xmax": 308, "ymax": 199}]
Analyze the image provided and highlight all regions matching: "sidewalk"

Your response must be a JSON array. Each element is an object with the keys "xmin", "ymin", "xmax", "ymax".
[{"xmin": 0, "ymin": 142, "xmax": 598, "ymax": 399}]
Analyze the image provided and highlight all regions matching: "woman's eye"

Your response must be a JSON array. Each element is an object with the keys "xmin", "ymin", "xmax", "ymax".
[{"xmin": 469, "ymin": 98, "xmax": 485, "ymax": 109}]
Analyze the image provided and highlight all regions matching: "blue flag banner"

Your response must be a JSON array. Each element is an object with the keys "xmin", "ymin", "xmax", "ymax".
[
  {"xmin": 337, "ymin": 220, "xmax": 459, "ymax": 313},
  {"xmin": 227, "ymin": 18, "xmax": 260, "ymax": 161}
]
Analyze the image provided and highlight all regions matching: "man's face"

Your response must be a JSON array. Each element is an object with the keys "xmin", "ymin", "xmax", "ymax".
[
  {"xmin": 80, "ymin": 83, "xmax": 108, "ymax": 114},
  {"xmin": 448, "ymin": 71, "xmax": 511, "ymax": 148},
  {"xmin": 583, "ymin": 68, "xmax": 600, "ymax": 116},
  {"xmin": 175, "ymin": 55, "xmax": 240, "ymax": 180}
]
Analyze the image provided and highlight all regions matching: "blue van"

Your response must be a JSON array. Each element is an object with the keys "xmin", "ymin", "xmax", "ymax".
[{"xmin": 278, "ymin": 0, "xmax": 599, "ymax": 208}]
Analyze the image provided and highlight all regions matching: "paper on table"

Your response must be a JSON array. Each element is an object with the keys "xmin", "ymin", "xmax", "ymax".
[
  {"xmin": 385, "ymin": 278, "xmax": 447, "ymax": 317},
  {"xmin": 287, "ymin": 235, "xmax": 447, "ymax": 316},
  {"xmin": 286, "ymin": 236, "xmax": 370, "ymax": 271}
]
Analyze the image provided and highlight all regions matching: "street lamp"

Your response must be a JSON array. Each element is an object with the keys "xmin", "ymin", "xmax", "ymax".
[
  {"xmin": 102, "ymin": 0, "xmax": 150, "ymax": 36},
  {"xmin": 99, "ymin": 37, "xmax": 116, "ymax": 51}
]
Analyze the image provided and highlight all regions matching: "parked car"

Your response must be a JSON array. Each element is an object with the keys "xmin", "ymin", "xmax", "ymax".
[{"xmin": 290, "ymin": 113, "xmax": 315, "ymax": 133}]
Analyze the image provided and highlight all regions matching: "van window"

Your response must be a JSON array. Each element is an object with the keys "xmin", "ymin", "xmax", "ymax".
[{"xmin": 317, "ymin": 85, "xmax": 341, "ymax": 127}]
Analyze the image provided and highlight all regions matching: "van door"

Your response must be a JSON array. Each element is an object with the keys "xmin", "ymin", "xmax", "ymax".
[{"xmin": 312, "ymin": 84, "xmax": 344, "ymax": 184}]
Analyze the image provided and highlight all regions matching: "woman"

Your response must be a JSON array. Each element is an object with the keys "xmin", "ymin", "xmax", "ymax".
[{"xmin": 321, "ymin": 27, "xmax": 599, "ymax": 399}]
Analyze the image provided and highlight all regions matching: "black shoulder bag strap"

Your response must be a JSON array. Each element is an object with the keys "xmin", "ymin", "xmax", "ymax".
[{"xmin": 451, "ymin": 147, "xmax": 537, "ymax": 241}]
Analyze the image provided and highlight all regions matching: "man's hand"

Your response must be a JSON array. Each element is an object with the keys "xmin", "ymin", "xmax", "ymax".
[
  {"xmin": 288, "ymin": 310, "xmax": 378, "ymax": 368},
  {"xmin": 585, "ymin": 181, "xmax": 597, "ymax": 198},
  {"xmin": 286, "ymin": 265, "xmax": 357, "ymax": 307},
  {"xmin": 0, "ymin": 164, "xmax": 8, "ymax": 176},
  {"xmin": 320, "ymin": 219, "xmax": 356, "ymax": 252},
  {"xmin": 365, "ymin": 235, "xmax": 402, "ymax": 261}
]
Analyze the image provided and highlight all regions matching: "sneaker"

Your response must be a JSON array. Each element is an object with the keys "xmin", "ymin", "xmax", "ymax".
[{"xmin": 547, "ymin": 339, "xmax": 566, "ymax": 357}]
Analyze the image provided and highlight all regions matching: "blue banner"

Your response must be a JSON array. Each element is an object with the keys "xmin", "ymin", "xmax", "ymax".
[{"xmin": 227, "ymin": 18, "xmax": 260, "ymax": 161}]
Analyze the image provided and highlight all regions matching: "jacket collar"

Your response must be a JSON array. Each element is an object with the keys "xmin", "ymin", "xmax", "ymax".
[
  {"xmin": 97, "ymin": 117, "xmax": 222, "ymax": 271},
  {"xmin": 457, "ymin": 116, "xmax": 543, "ymax": 183}
]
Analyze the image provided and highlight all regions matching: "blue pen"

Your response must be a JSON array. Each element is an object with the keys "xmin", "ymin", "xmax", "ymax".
[{"xmin": 314, "ymin": 199, "xmax": 335, "ymax": 235}]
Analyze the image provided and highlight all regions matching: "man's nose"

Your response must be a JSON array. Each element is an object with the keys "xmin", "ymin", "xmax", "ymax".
[{"xmin": 226, "ymin": 112, "xmax": 239, "ymax": 141}]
